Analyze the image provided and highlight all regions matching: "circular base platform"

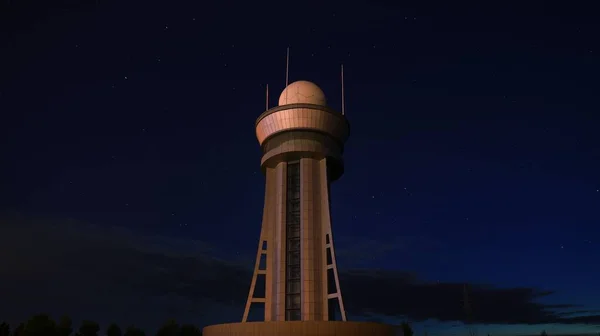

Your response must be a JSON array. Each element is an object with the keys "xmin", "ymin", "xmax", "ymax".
[{"xmin": 203, "ymin": 321, "xmax": 397, "ymax": 336}]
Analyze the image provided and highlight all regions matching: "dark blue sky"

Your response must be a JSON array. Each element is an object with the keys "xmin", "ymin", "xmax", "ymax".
[{"xmin": 1, "ymin": 1, "xmax": 599, "ymax": 335}]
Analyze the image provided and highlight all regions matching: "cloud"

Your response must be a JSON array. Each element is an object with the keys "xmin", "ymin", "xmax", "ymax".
[
  {"xmin": 1, "ymin": 214, "xmax": 599, "ymax": 331},
  {"xmin": 340, "ymin": 271, "xmax": 600, "ymax": 325},
  {"xmin": 0, "ymin": 215, "xmax": 242, "ymax": 330}
]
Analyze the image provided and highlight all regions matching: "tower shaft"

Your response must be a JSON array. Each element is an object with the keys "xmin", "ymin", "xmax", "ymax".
[{"xmin": 243, "ymin": 157, "xmax": 345, "ymax": 321}]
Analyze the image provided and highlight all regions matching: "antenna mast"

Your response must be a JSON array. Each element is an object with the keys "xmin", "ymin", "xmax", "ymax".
[
  {"xmin": 266, "ymin": 84, "xmax": 269, "ymax": 110},
  {"xmin": 286, "ymin": 47, "xmax": 290, "ymax": 87},
  {"xmin": 463, "ymin": 284, "xmax": 477, "ymax": 336},
  {"xmin": 285, "ymin": 47, "xmax": 290, "ymax": 104},
  {"xmin": 341, "ymin": 64, "xmax": 345, "ymax": 116}
]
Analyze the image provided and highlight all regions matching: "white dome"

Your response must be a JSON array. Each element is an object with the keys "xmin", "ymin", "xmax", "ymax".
[{"xmin": 278, "ymin": 80, "xmax": 327, "ymax": 106}]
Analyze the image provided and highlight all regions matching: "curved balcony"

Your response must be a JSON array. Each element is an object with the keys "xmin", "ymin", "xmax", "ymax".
[{"xmin": 255, "ymin": 103, "xmax": 350, "ymax": 147}]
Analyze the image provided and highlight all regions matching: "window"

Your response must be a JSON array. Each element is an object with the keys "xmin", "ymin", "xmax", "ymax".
[
  {"xmin": 285, "ymin": 161, "xmax": 301, "ymax": 321},
  {"xmin": 287, "ymin": 251, "xmax": 300, "ymax": 265},
  {"xmin": 286, "ymin": 310, "xmax": 301, "ymax": 321},
  {"xmin": 287, "ymin": 225, "xmax": 300, "ymax": 238},
  {"xmin": 286, "ymin": 280, "xmax": 301, "ymax": 294},
  {"xmin": 287, "ymin": 265, "xmax": 300, "ymax": 279},
  {"xmin": 286, "ymin": 294, "xmax": 301, "ymax": 309},
  {"xmin": 287, "ymin": 238, "xmax": 300, "ymax": 251},
  {"xmin": 288, "ymin": 199, "xmax": 300, "ymax": 212}
]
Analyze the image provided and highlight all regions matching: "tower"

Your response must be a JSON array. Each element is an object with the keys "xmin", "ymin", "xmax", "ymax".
[
  {"xmin": 243, "ymin": 80, "xmax": 348, "ymax": 322},
  {"xmin": 203, "ymin": 73, "xmax": 395, "ymax": 336}
]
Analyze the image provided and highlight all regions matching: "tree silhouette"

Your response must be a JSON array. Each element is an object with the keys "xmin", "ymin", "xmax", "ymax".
[
  {"xmin": 179, "ymin": 324, "xmax": 201, "ymax": 336},
  {"xmin": 2, "ymin": 315, "xmax": 207, "ymax": 336},
  {"xmin": 400, "ymin": 322, "xmax": 413, "ymax": 336},
  {"xmin": 155, "ymin": 320, "xmax": 179, "ymax": 336},
  {"xmin": 56, "ymin": 316, "xmax": 72, "ymax": 336},
  {"xmin": 123, "ymin": 326, "xmax": 145, "ymax": 336},
  {"xmin": 76, "ymin": 320, "xmax": 99, "ymax": 336},
  {"xmin": 23, "ymin": 314, "xmax": 57, "ymax": 336},
  {"xmin": 106, "ymin": 324, "xmax": 122, "ymax": 336},
  {"xmin": 12, "ymin": 323, "xmax": 24, "ymax": 336},
  {"xmin": 0, "ymin": 322, "xmax": 10, "ymax": 336},
  {"xmin": 541, "ymin": 331, "xmax": 548, "ymax": 336}
]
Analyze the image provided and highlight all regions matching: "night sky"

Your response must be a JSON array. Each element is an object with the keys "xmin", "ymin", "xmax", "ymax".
[{"xmin": 1, "ymin": 1, "xmax": 599, "ymax": 335}]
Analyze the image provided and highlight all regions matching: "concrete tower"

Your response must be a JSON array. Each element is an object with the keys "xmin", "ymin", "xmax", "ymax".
[
  {"xmin": 245, "ymin": 80, "xmax": 349, "ymax": 322},
  {"xmin": 203, "ymin": 79, "xmax": 395, "ymax": 336}
]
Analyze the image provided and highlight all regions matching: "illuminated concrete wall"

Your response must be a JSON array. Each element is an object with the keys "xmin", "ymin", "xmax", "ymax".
[
  {"xmin": 203, "ymin": 321, "xmax": 397, "ymax": 336},
  {"xmin": 243, "ymin": 86, "xmax": 350, "ymax": 324}
]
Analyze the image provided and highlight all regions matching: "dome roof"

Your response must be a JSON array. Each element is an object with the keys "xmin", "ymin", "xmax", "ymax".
[{"xmin": 278, "ymin": 80, "xmax": 327, "ymax": 106}]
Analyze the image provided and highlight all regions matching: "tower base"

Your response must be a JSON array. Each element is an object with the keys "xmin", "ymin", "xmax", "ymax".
[{"xmin": 202, "ymin": 321, "xmax": 397, "ymax": 336}]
